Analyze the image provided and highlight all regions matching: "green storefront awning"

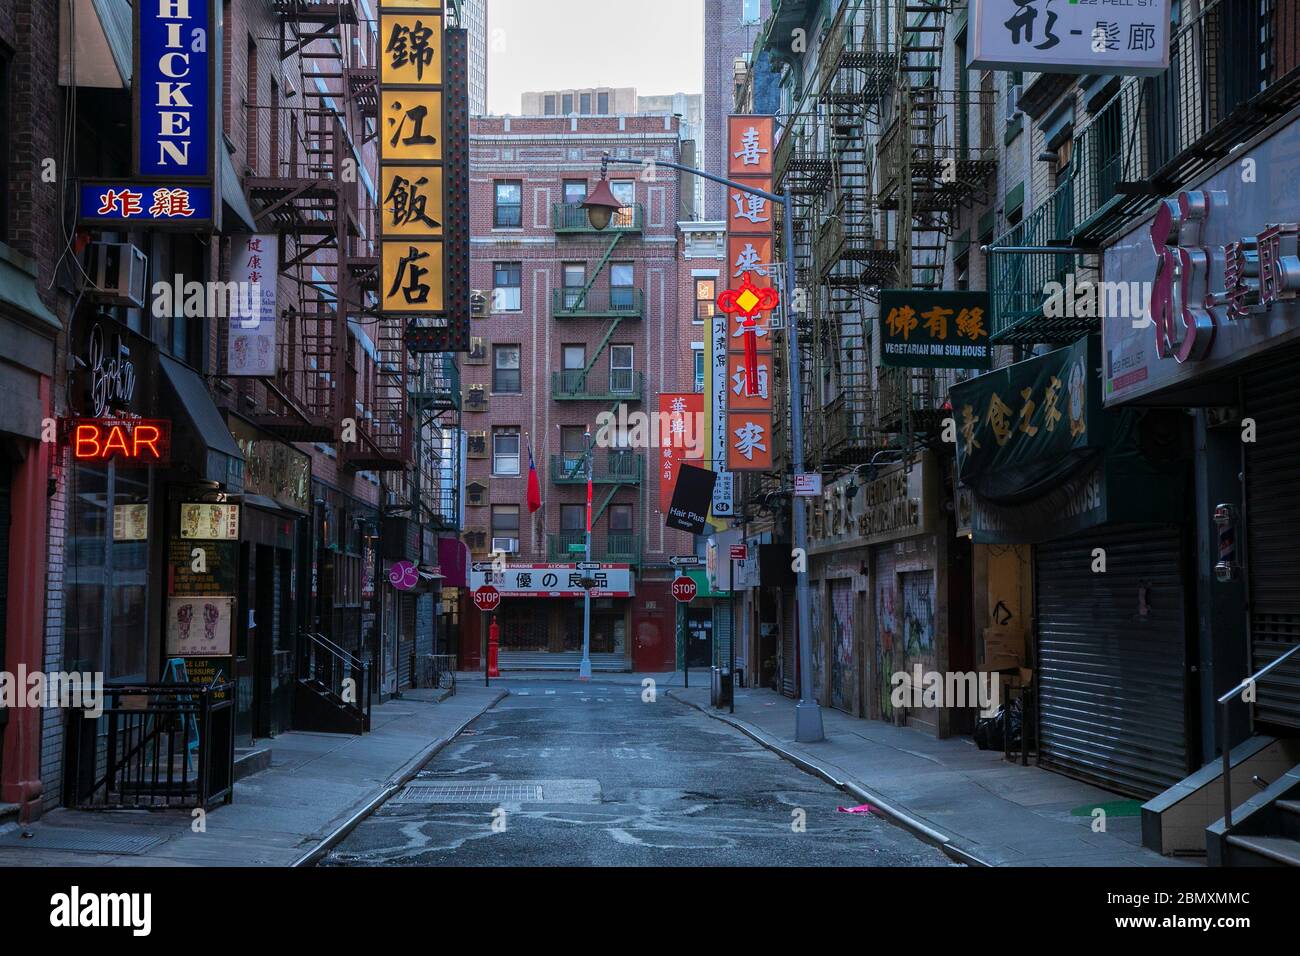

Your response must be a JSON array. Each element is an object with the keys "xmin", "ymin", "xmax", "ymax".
[
  {"xmin": 0, "ymin": 244, "xmax": 60, "ymax": 332},
  {"xmin": 686, "ymin": 569, "xmax": 729, "ymax": 599}
]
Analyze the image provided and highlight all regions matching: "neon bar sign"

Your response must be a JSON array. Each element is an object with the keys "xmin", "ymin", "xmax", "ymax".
[{"xmin": 66, "ymin": 419, "xmax": 172, "ymax": 466}]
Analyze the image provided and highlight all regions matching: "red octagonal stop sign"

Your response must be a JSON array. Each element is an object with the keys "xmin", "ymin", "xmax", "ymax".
[
  {"xmin": 473, "ymin": 585, "xmax": 501, "ymax": 612},
  {"xmin": 671, "ymin": 575, "xmax": 697, "ymax": 603}
]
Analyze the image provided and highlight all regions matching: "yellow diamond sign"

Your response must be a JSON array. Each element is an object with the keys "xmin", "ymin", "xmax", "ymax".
[{"xmin": 735, "ymin": 288, "xmax": 760, "ymax": 314}]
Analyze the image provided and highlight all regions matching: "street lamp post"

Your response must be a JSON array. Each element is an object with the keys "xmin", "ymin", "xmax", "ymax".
[
  {"xmin": 580, "ymin": 428, "xmax": 593, "ymax": 680},
  {"xmin": 584, "ymin": 152, "xmax": 824, "ymax": 742}
]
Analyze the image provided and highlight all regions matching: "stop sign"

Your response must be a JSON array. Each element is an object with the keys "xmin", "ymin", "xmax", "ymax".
[
  {"xmin": 671, "ymin": 576, "xmax": 697, "ymax": 603},
  {"xmin": 473, "ymin": 585, "xmax": 501, "ymax": 612}
]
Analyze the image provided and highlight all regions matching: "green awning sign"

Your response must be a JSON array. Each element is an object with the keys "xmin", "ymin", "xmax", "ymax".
[
  {"xmin": 879, "ymin": 289, "xmax": 992, "ymax": 370},
  {"xmin": 950, "ymin": 335, "xmax": 1104, "ymax": 502}
]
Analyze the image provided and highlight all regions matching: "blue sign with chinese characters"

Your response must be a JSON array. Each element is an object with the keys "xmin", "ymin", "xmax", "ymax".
[
  {"xmin": 135, "ymin": 0, "xmax": 213, "ymax": 178},
  {"xmin": 80, "ymin": 183, "xmax": 214, "ymax": 222}
]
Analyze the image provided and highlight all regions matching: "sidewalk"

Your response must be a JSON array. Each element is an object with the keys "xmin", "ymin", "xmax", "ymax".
[
  {"xmin": 0, "ymin": 684, "xmax": 506, "ymax": 867},
  {"xmin": 671, "ymin": 684, "xmax": 1193, "ymax": 867}
]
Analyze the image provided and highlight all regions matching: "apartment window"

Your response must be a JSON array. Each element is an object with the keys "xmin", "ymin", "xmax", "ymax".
[
  {"xmin": 544, "ymin": 94, "xmax": 556, "ymax": 115},
  {"xmin": 563, "ymin": 179, "xmax": 587, "ymax": 206},
  {"xmin": 598, "ymin": 91, "xmax": 610, "ymax": 114},
  {"xmin": 493, "ymin": 344, "xmax": 521, "ymax": 393},
  {"xmin": 610, "ymin": 262, "xmax": 634, "ymax": 309},
  {"xmin": 492, "ymin": 427, "xmax": 521, "ymax": 475},
  {"xmin": 610, "ymin": 345, "xmax": 634, "ymax": 394},
  {"xmin": 580, "ymin": 92, "xmax": 592, "ymax": 114},
  {"xmin": 562, "ymin": 93, "xmax": 574, "ymax": 114},
  {"xmin": 562, "ymin": 345, "xmax": 586, "ymax": 372},
  {"xmin": 693, "ymin": 345, "xmax": 705, "ymax": 392},
  {"xmin": 493, "ymin": 262, "xmax": 521, "ymax": 311},
  {"xmin": 694, "ymin": 277, "xmax": 716, "ymax": 324},
  {"xmin": 561, "ymin": 427, "xmax": 586, "ymax": 472},
  {"xmin": 610, "ymin": 181, "xmax": 634, "ymax": 227},
  {"xmin": 560, "ymin": 504, "xmax": 586, "ymax": 532},
  {"xmin": 562, "ymin": 264, "xmax": 585, "ymax": 308},
  {"xmin": 1055, "ymin": 136, "xmax": 1073, "ymax": 188},
  {"xmin": 608, "ymin": 505, "xmax": 633, "ymax": 534},
  {"xmin": 491, "ymin": 505, "xmax": 520, "ymax": 538},
  {"xmin": 741, "ymin": 0, "xmax": 760, "ymax": 24},
  {"xmin": 494, "ymin": 180, "xmax": 522, "ymax": 227}
]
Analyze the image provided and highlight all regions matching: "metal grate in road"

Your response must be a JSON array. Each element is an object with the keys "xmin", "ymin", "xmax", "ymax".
[
  {"xmin": 392, "ymin": 783, "xmax": 544, "ymax": 804},
  {"xmin": 0, "ymin": 828, "xmax": 168, "ymax": 855}
]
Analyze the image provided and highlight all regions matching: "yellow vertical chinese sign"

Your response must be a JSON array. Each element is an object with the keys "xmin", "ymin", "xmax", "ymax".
[{"xmin": 380, "ymin": 2, "xmax": 444, "ymax": 314}]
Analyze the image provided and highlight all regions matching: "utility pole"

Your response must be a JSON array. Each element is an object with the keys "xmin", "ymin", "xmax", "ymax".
[{"xmin": 579, "ymin": 428, "xmax": 593, "ymax": 680}]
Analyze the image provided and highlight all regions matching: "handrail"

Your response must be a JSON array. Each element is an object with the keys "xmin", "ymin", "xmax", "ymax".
[
  {"xmin": 1217, "ymin": 642, "xmax": 1300, "ymax": 828},
  {"xmin": 306, "ymin": 630, "xmax": 365, "ymax": 670}
]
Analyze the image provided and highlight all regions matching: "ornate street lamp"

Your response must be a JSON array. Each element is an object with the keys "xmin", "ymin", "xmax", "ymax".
[{"xmin": 581, "ymin": 158, "xmax": 623, "ymax": 231}]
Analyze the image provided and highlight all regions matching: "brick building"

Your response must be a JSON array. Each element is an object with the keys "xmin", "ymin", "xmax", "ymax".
[
  {"xmin": 701, "ymin": 0, "xmax": 769, "ymax": 220},
  {"xmin": 462, "ymin": 113, "xmax": 697, "ymax": 672}
]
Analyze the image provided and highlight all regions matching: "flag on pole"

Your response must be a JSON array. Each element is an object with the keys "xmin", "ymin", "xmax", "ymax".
[{"xmin": 526, "ymin": 436, "xmax": 542, "ymax": 513}]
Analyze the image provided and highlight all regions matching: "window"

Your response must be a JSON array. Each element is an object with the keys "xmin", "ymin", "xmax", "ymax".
[
  {"xmin": 560, "ymin": 504, "xmax": 586, "ymax": 532},
  {"xmin": 610, "ymin": 262, "xmax": 634, "ymax": 309},
  {"xmin": 1055, "ymin": 137, "xmax": 1073, "ymax": 188},
  {"xmin": 492, "ymin": 427, "xmax": 521, "ymax": 475},
  {"xmin": 494, "ymin": 180, "xmax": 522, "ymax": 227},
  {"xmin": 580, "ymin": 92, "xmax": 592, "ymax": 114},
  {"xmin": 491, "ymin": 505, "xmax": 520, "ymax": 537},
  {"xmin": 610, "ymin": 181, "xmax": 634, "ymax": 227},
  {"xmin": 493, "ymin": 344, "xmax": 521, "ymax": 393},
  {"xmin": 741, "ymin": 0, "xmax": 760, "ymax": 24},
  {"xmin": 694, "ymin": 277, "xmax": 716, "ymax": 324},
  {"xmin": 493, "ymin": 262, "xmax": 521, "ymax": 311},
  {"xmin": 598, "ymin": 91, "xmax": 610, "ymax": 114},
  {"xmin": 560, "ymin": 427, "xmax": 586, "ymax": 473},
  {"xmin": 544, "ymin": 94, "xmax": 556, "ymax": 115},
  {"xmin": 610, "ymin": 345, "xmax": 634, "ymax": 394},
  {"xmin": 562, "ymin": 345, "xmax": 585, "ymax": 370},
  {"xmin": 608, "ymin": 504, "xmax": 633, "ymax": 533},
  {"xmin": 563, "ymin": 179, "xmax": 588, "ymax": 206},
  {"xmin": 693, "ymin": 345, "xmax": 705, "ymax": 392},
  {"xmin": 562, "ymin": 264, "xmax": 585, "ymax": 308},
  {"xmin": 562, "ymin": 93, "xmax": 574, "ymax": 114}
]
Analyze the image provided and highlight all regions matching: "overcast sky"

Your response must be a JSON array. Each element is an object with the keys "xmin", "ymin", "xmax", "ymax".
[{"xmin": 486, "ymin": 0, "xmax": 705, "ymax": 115}]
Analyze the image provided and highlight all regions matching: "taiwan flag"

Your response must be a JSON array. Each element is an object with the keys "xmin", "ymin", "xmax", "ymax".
[{"xmin": 526, "ymin": 436, "xmax": 542, "ymax": 513}]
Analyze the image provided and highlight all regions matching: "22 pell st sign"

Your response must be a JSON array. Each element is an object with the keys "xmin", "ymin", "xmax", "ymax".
[{"xmin": 970, "ymin": 0, "xmax": 1171, "ymax": 76}]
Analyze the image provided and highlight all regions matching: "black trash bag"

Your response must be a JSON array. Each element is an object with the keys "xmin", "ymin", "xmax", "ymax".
[{"xmin": 974, "ymin": 697, "xmax": 1024, "ymax": 751}]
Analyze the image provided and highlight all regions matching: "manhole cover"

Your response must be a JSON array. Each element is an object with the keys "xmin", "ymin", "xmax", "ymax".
[{"xmin": 0, "ymin": 828, "xmax": 168, "ymax": 855}]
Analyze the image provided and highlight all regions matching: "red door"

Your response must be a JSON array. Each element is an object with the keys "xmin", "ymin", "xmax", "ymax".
[{"xmin": 632, "ymin": 582, "xmax": 675, "ymax": 671}]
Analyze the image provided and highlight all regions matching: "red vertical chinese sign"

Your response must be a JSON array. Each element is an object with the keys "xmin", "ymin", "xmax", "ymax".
[{"xmin": 659, "ymin": 393, "xmax": 705, "ymax": 513}]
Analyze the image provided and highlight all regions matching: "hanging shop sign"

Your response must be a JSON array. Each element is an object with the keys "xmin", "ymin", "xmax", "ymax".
[
  {"xmin": 667, "ymin": 462, "xmax": 718, "ymax": 536},
  {"xmin": 708, "ymin": 309, "xmax": 733, "ymax": 520},
  {"xmin": 178, "ymin": 501, "xmax": 240, "ymax": 539},
  {"xmin": 72, "ymin": 317, "xmax": 156, "ymax": 418},
  {"xmin": 879, "ymin": 289, "xmax": 992, "ymax": 370},
  {"xmin": 969, "ymin": 0, "xmax": 1172, "ymax": 76},
  {"xmin": 950, "ymin": 334, "xmax": 1103, "ymax": 501},
  {"xmin": 92, "ymin": 0, "xmax": 221, "ymax": 230},
  {"xmin": 228, "ymin": 417, "xmax": 310, "ymax": 513},
  {"xmin": 226, "ymin": 234, "xmax": 279, "ymax": 377},
  {"xmin": 658, "ymin": 393, "xmax": 705, "ymax": 514},
  {"xmin": 806, "ymin": 452, "xmax": 938, "ymax": 554},
  {"xmin": 725, "ymin": 114, "xmax": 776, "ymax": 471},
  {"xmin": 380, "ymin": 2, "xmax": 472, "ymax": 352},
  {"xmin": 1103, "ymin": 116, "xmax": 1300, "ymax": 407},
  {"xmin": 65, "ymin": 418, "xmax": 171, "ymax": 466},
  {"xmin": 467, "ymin": 564, "xmax": 634, "ymax": 598}
]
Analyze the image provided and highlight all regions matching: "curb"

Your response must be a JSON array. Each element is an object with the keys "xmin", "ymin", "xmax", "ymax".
[
  {"xmin": 290, "ymin": 689, "xmax": 508, "ymax": 867},
  {"xmin": 667, "ymin": 690, "xmax": 991, "ymax": 868}
]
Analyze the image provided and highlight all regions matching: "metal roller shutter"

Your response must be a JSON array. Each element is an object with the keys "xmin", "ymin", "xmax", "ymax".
[
  {"xmin": 781, "ymin": 590, "xmax": 797, "ymax": 698},
  {"xmin": 1244, "ymin": 360, "xmax": 1300, "ymax": 729},
  {"xmin": 1035, "ymin": 525, "xmax": 1190, "ymax": 798},
  {"xmin": 0, "ymin": 460, "xmax": 9, "ymax": 783}
]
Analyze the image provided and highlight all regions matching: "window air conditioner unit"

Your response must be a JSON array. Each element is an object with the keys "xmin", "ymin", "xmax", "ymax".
[
  {"xmin": 86, "ymin": 242, "xmax": 148, "ymax": 308},
  {"xmin": 1005, "ymin": 84, "xmax": 1023, "ymax": 123},
  {"xmin": 491, "ymin": 537, "xmax": 519, "ymax": 554}
]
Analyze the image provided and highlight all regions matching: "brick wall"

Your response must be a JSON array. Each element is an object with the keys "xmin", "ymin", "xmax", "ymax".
[{"xmin": 702, "ymin": 0, "xmax": 770, "ymax": 220}]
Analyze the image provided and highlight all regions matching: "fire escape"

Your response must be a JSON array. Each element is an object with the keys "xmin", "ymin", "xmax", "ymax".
[
  {"xmin": 227, "ymin": 0, "xmax": 407, "ymax": 471},
  {"xmin": 867, "ymin": 0, "xmax": 996, "ymax": 456}
]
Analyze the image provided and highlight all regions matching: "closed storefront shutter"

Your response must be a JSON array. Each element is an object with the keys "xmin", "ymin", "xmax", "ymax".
[
  {"xmin": 0, "ymin": 459, "xmax": 9, "ymax": 782},
  {"xmin": 829, "ymin": 579, "xmax": 858, "ymax": 714},
  {"xmin": 1035, "ymin": 526, "xmax": 1190, "ymax": 798},
  {"xmin": 398, "ymin": 593, "xmax": 417, "ymax": 689},
  {"xmin": 872, "ymin": 546, "xmax": 899, "ymax": 722},
  {"xmin": 1244, "ymin": 359, "xmax": 1300, "ymax": 729},
  {"xmin": 781, "ymin": 591, "xmax": 797, "ymax": 698}
]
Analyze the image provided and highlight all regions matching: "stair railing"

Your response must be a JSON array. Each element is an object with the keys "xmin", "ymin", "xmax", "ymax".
[
  {"xmin": 1219, "ymin": 642, "xmax": 1300, "ymax": 827},
  {"xmin": 299, "ymin": 631, "xmax": 372, "ymax": 727}
]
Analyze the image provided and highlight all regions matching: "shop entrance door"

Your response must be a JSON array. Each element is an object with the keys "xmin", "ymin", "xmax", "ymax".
[
  {"xmin": 253, "ymin": 544, "xmax": 275, "ymax": 738},
  {"xmin": 685, "ymin": 608, "xmax": 713, "ymax": 668}
]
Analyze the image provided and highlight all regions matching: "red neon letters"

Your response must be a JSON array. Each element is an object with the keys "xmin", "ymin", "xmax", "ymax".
[{"xmin": 70, "ymin": 419, "xmax": 170, "ymax": 464}]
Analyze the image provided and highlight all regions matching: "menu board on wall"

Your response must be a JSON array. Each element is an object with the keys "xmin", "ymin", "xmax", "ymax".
[{"xmin": 168, "ymin": 538, "xmax": 237, "ymax": 595}]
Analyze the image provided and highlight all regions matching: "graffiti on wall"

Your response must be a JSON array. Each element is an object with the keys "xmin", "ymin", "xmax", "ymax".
[
  {"xmin": 829, "ymin": 579, "xmax": 856, "ymax": 713},
  {"xmin": 901, "ymin": 571, "xmax": 936, "ymax": 673},
  {"xmin": 809, "ymin": 586, "xmax": 826, "ymax": 706},
  {"xmin": 875, "ymin": 581, "xmax": 898, "ymax": 720}
]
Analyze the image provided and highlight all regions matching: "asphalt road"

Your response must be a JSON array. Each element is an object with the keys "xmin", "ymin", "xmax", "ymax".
[{"xmin": 322, "ymin": 679, "xmax": 953, "ymax": 867}]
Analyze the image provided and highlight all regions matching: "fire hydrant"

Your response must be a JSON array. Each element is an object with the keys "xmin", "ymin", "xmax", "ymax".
[{"xmin": 488, "ymin": 617, "xmax": 500, "ymax": 678}]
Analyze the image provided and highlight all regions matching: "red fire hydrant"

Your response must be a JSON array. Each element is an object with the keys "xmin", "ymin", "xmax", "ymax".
[{"xmin": 488, "ymin": 617, "xmax": 500, "ymax": 678}]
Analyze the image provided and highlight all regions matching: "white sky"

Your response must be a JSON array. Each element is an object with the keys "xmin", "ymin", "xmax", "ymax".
[{"xmin": 486, "ymin": 0, "xmax": 705, "ymax": 115}]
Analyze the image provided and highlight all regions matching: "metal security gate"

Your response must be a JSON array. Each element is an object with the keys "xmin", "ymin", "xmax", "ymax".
[
  {"xmin": 780, "ymin": 590, "xmax": 797, "ymax": 698},
  {"xmin": 1244, "ymin": 360, "xmax": 1300, "ymax": 729},
  {"xmin": 1035, "ymin": 526, "xmax": 1191, "ymax": 798},
  {"xmin": 0, "ymin": 458, "xmax": 9, "ymax": 783}
]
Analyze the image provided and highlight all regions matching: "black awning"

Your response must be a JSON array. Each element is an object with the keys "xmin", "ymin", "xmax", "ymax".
[{"xmin": 159, "ymin": 354, "xmax": 244, "ymax": 490}]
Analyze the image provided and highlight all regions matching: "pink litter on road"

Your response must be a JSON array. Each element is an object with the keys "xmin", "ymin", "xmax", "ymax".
[{"xmin": 837, "ymin": 804, "xmax": 877, "ymax": 815}]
